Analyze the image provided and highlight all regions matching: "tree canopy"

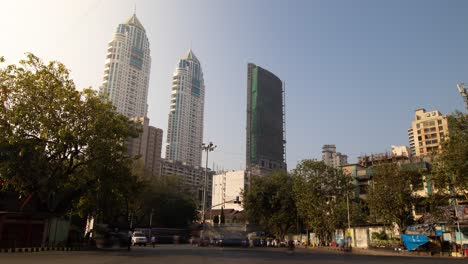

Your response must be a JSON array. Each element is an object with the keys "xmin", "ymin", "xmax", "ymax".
[
  {"xmin": 242, "ymin": 171, "xmax": 297, "ymax": 239},
  {"xmin": 366, "ymin": 163, "xmax": 422, "ymax": 232},
  {"xmin": 0, "ymin": 54, "xmax": 138, "ymax": 218},
  {"xmin": 129, "ymin": 176, "xmax": 198, "ymax": 228},
  {"xmin": 433, "ymin": 112, "xmax": 468, "ymax": 201},
  {"xmin": 292, "ymin": 160, "xmax": 351, "ymax": 243}
]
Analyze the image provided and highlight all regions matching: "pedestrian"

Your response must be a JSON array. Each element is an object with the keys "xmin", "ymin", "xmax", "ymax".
[
  {"xmin": 151, "ymin": 235, "xmax": 156, "ymax": 247},
  {"xmin": 127, "ymin": 229, "xmax": 133, "ymax": 251}
]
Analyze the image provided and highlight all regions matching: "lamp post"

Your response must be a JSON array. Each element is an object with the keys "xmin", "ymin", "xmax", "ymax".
[{"xmin": 201, "ymin": 142, "xmax": 216, "ymax": 236}]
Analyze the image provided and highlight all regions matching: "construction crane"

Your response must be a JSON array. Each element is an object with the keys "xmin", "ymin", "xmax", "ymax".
[{"xmin": 456, "ymin": 83, "xmax": 468, "ymax": 112}]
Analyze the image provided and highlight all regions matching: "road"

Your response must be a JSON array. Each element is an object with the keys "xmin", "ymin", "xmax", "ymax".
[{"xmin": 1, "ymin": 245, "xmax": 466, "ymax": 264}]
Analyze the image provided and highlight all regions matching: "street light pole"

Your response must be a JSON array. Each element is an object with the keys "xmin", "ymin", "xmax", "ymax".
[{"xmin": 201, "ymin": 142, "xmax": 216, "ymax": 237}]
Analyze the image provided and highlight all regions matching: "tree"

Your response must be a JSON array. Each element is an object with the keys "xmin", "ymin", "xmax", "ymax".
[
  {"xmin": 128, "ymin": 176, "xmax": 197, "ymax": 228},
  {"xmin": 243, "ymin": 171, "xmax": 297, "ymax": 239},
  {"xmin": 349, "ymin": 199, "xmax": 370, "ymax": 226},
  {"xmin": 433, "ymin": 112, "xmax": 468, "ymax": 201},
  {"xmin": 292, "ymin": 160, "xmax": 351, "ymax": 244},
  {"xmin": 366, "ymin": 163, "xmax": 422, "ymax": 232},
  {"xmin": 0, "ymin": 54, "xmax": 138, "ymax": 218},
  {"xmin": 213, "ymin": 215, "xmax": 220, "ymax": 224}
]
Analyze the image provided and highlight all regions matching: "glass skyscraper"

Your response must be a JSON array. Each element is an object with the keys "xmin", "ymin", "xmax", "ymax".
[
  {"xmin": 165, "ymin": 49, "xmax": 205, "ymax": 167},
  {"xmin": 246, "ymin": 63, "xmax": 286, "ymax": 176},
  {"xmin": 99, "ymin": 14, "xmax": 151, "ymax": 118}
]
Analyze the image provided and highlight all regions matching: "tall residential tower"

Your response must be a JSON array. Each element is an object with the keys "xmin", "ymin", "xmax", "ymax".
[
  {"xmin": 166, "ymin": 49, "xmax": 205, "ymax": 167},
  {"xmin": 408, "ymin": 108, "xmax": 448, "ymax": 157},
  {"xmin": 99, "ymin": 14, "xmax": 163, "ymax": 178},
  {"xmin": 322, "ymin": 144, "xmax": 348, "ymax": 168},
  {"xmin": 99, "ymin": 14, "xmax": 151, "ymax": 118},
  {"xmin": 246, "ymin": 63, "xmax": 286, "ymax": 176}
]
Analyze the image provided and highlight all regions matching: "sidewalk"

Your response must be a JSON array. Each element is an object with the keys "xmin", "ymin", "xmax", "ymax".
[{"xmin": 307, "ymin": 246, "xmax": 458, "ymax": 258}]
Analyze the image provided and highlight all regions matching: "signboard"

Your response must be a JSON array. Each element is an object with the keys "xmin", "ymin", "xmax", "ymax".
[{"xmin": 455, "ymin": 205, "xmax": 468, "ymax": 221}]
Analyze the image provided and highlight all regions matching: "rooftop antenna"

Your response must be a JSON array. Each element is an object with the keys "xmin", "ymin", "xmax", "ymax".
[{"xmin": 133, "ymin": 2, "xmax": 136, "ymax": 15}]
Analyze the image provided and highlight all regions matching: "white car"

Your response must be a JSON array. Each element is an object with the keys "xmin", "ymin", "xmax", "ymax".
[{"xmin": 131, "ymin": 232, "xmax": 148, "ymax": 246}]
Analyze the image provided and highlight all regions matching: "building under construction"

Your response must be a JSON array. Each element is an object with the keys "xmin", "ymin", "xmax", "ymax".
[
  {"xmin": 246, "ymin": 63, "xmax": 286, "ymax": 176},
  {"xmin": 456, "ymin": 83, "xmax": 468, "ymax": 111}
]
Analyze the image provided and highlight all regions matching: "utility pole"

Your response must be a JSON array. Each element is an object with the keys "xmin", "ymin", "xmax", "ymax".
[
  {"xmin": 149, "ymin": 208, "xmax": 154, "ymax": 228},
  {"xmin": 201, "ymin": 142, "xmax": 216, "ymax": 238}
]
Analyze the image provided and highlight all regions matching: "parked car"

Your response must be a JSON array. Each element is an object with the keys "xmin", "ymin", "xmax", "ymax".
[{"xmin": 132, "ymin": 232, "xmax": 148, "ymax": 246}]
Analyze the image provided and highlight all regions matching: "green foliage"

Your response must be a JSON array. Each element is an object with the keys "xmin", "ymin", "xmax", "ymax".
[
  {"xmin": 129, "ymin": 176, "xmax": 197, "ymax": 228},
  {"xmin": 0, "ymin": 54, "xmax": 138, "ymax": 218},
  {"xmin": 292, "ymin": 160, "xmax": 352, "ymax": 243},
  {"xmin": 350, "ymin": 199, "xmax": 370, "ymax": 226},
  {"xmin": 243, "ymin": 171, "xmax": 297, "ymax": 239},
  {"xmin": 371, "ymin": 230, "xmax": 389, "ymax": 241},
  {"xmin": 366, "ymin": 163, "xmax": 421, "ymax": 232},
  {"xmin": 433, "ymin": 112, "xmax": 468, "ymax": 201},
  {"xmin": 213, "ymin": 214, "xmax": 219, "ymax": 224}
]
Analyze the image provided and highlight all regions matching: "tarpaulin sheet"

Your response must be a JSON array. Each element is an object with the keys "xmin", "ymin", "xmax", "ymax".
[{"xmin": 401, "ymin": 234, "xmax": 429, "ymax": 251}]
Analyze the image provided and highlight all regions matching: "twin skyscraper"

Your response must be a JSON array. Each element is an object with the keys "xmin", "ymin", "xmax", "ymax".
[
  {"xmin": 99, "ymin": 13, "xmax": 286, "ymax": 197},
  {"xmin": 99, "ymin": 14, "xmax": 205, "ymax": 173}
]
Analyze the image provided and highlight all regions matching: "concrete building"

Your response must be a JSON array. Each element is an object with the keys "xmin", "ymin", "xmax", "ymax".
[
  {"xmin": 456, "ymin": 83, "xmax": 468, "ymax": 111},
  {"xmin": 99, "ymin": 13, "xmax": 164, "ymax": 178},
  {"xmin": 408, "ymin": 128, "xmax": 416, "ymax": 156},
  {"xmin": 342, "ymin": 161, "xmax": 433, "ymax": 219},
  {"xmin": 127, "ymin": 117, "xmax": 163, "ymax": 178},
  {"xmin": 391, "ymin": 145, "xmax": 411, "ymax": 158},
  {"xmin": 99, "ymin": 13, "xmax": 151, "ymax": 119},
  {"xmin": 408, "ymin": 109, "xmax": 449, "ymax": 157},
  {"xmin": 246, "ymin": 63, "xmax": 286, "ymax": 176},
  {"xmin": 322, "ymin": 144, "xmax": 348, "ymax": 168},
  {"xmin": 160, "ymin": 159, "xmax": 213, "ymax": 210},
  {"xmin": 211, "ymin": 171, "xmax": 245, "ymax": 211},
  {"xmin": 166, "ymin": 49, "xmax": 205, "ymax": 167}
]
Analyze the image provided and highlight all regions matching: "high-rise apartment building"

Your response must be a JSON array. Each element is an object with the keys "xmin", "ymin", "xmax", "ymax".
[
  {"xmin": 99, "ymin": 14, "xmax": 151, "ymax": 118},
  {"xmin": 322, "ymin": 144, "xmax": 348, "ymax": 167},
  {"xmin": 246, "ymin": 63, "xmax": 286, "ymax": 176},
  {"xmin": 166, "ymin": 49, "xmax": 205, "ymax": 167},
  {"xmin": 99, "ymin": 14, "xmax": 163, "ymax": 178},
  {"xmin": 408, "ymin": 108, "xmax": 449, "ymax": 156},
  {"xmin": 127, "ymin": 118, "xmax": 163, "ymax": 178}
]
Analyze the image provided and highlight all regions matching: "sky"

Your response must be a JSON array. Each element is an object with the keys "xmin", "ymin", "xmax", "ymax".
[{"xmin": 1, "ymin": 0, "xmax": 467, "ymax": 171}]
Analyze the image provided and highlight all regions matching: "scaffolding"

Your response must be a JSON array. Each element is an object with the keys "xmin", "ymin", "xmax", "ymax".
[{"xmin": 282, "ymin": 80, "xmax": 287, "ymax": 168}]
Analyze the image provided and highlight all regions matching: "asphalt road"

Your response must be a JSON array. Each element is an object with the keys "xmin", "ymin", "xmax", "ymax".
[{"xmin": 1, "ymin": 245, "xmax": 467, "ymax": 264}]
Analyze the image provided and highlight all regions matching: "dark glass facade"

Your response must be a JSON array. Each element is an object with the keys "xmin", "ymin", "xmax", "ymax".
[{"xmin": 246, "ymin": 63, "xmax": 286, "ymax": 175}]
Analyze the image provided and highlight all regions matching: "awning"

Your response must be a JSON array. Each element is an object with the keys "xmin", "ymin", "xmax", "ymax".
[{"xmin": 401, "ymin": 234, "xmax": 429, "ymax": 251}]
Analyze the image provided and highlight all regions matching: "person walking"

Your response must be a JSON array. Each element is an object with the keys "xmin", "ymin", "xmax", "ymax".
[
  {"xmin": 127, "ymin": 229, "xmax": 133, "ymax": 251},
  {"xmin": 151, "ymin": 235, "xmax": 156, "ymax": 248}
]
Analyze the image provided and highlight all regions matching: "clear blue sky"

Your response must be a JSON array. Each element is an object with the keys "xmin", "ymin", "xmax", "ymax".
[{"xmin": 1, "ymin": 0, "xmax": 467, "ymax": 170}]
